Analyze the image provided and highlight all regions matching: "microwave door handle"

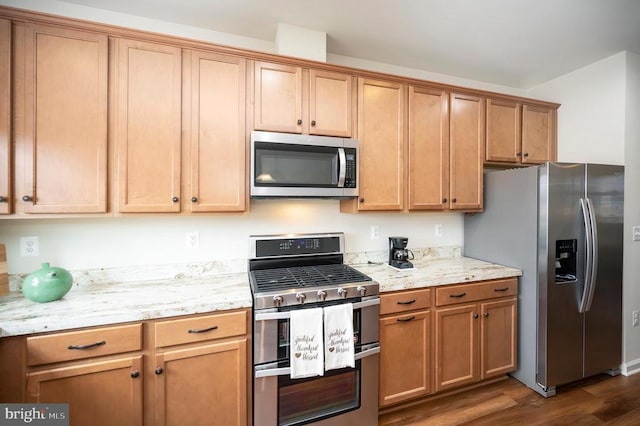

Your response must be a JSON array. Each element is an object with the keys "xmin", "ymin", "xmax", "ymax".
[{"xmin": 337, "ymin": 148, "xmax": 346, "ymax": 187}]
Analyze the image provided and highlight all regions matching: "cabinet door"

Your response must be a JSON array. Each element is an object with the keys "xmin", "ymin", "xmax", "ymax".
[
  {"xmin": 435, "ymin": 304, "xmax": 478, "ymax": 392},
  {"xmin": 449, "ymin": 93, "xmax": 484, "ymax": 211},
  {"xmin": 480, "ymin": 298, "xmax": 517, "ymax": 379},
  {"xmin": 309, "ymin": 69, "xmax": 352, "ymax": 137},
  {"xmin": 522, "ymin": 104, "xmax": 556, "ymax": 164},
  {"xmin": 486, "ymin": 98, "xmax": 521, "ymax": 163},
  {"xmin": 408, "ymin": 86, "xmax": 449, "ymax": 210},
  {"xmin": 379, "ymin": 310, "xmax": 431, "ymax": 407},
  {"xmin": 21, "ymin": 24, "xmax": 108, "ymax": 213},
  {"xmin": 254, "ymin": 62, "xmax": 302, "ymax": 133},
  {"xmin": 155, "ymin": 339, "xmax": 247, "ymax": 426},
  {"xmin": 357, "ymin": 78, "xmax": 405, "ymax": 211},
  {"xmin": 26, "ymin": 356, "xmax": 143, "ymax": 426},
  {"xmin": 114, "ymin": 39, "xmax": 182, "ymax": 212},
  {"xmin": 0, "ymin": 19, "xmax": 10, "ymax": 214},
  {"xmin": 186, "ymin": 51, "xmax": 246, "ymax": 212}
]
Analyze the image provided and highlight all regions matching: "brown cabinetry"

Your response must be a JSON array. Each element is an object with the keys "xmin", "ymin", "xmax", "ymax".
[
  {"xmin": 14, "ymin": 23, "xmax": 108, "ymax": 214},
  {"xmin": 25, "ymin": 324, "xmax": 144, "ymax": 426},
  {"xmin": 449, "ymin": 93, "xmax": 485, "ymax": 211},
  {"xmin": 183, "ymin": 50, "xmax": 246, "ymax": 212},
  {"xmin": 486, "ymin": 98, "xmax": 557, "ymax": 165},
  {"xmin": 343, "ymin": 78, "xmax": 405, "ymax": 212},
  {"xmin": 379, "ymin": 288, "xmax": 432, "ymax": 407},
  {"xmin": 113, "ymin": 38, "xmax": 182, "ymax": 213},
  {"xmin": 0, "ymin": 18, "xmax": 10, "ymax": 214},
  {"xmin": 434, "ymin": 278, "xmax": 517, "ymax": 392},
  {"xmin": 152, "ymin": 310, "xmax": 249, "ymax": 426},
  {"xmin": 253, "ymin": 61, "xmax": 353, "ymax": 136}
]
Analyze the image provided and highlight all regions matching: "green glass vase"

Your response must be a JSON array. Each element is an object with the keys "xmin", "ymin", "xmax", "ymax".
[{"xmin": 22, "ymin": 262, "xmax": 73, "ymax": 303}]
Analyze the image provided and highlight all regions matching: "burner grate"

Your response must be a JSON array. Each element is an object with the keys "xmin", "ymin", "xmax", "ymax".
[{"xmin": 251, "ymin": 264, "xmax": 371, "ymax": 292}]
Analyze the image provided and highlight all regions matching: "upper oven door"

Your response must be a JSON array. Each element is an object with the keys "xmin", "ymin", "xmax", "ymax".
[{"xmin": 250, "ymin": 131, "xmax": 358, "ymax": 198}]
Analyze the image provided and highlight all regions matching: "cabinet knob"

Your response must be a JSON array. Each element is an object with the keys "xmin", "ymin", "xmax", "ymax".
[
  {"xmin": 191, "ymin": 197, "xmax": 198, "ymax": 203},
  {"xmin": 0, "ymin": 196, "xmax": 6, "ymax": 203},
  {"xmin": 473, "ymin": 313, "xmax": 479, "ymax": 319},
  {"xmin": 297, "ymin": 119, "xmax": 302, "ymax": 125},
  {"xmin": 22, "ymin": 195, "xmax": 33, "ymax": 202},
  {"xmin": 452, "ymin": 198, "xmax": 457, "ymax": 203},
  {"xmin": 172, "ymin": 196, "xmax": 179, "ymax": 203},
  {"xmin": 442, "ymin": 198, "xmax": 448, "ymax": 203},
  {"xmin": 358, "ymin": 197, "xmax": 365, "ymax": 203},
  {"xmin": 155, "ymin": 367, "xmax": 163, "ymax": 375},
  {"xmin": 483, "ymin": 312, "xmax": 490, "ymax": 317},
  {"xmin": 311, "ymin": 120, "xmax": 316, "ymax": 126},
  {"xmin": 130, "ymin": 370, "xmax": 140, "ymax": 379},
  {"xmin": 523, "ymin": 152, "xmax": 529, "ymax": 157}
]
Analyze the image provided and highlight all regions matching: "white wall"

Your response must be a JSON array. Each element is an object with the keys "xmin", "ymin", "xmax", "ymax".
[{"xmin": 527, "ymin": 52, "xmax": 626, "ymax": 165}]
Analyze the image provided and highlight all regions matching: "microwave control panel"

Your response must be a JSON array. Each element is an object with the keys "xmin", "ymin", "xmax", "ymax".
[{"xmin": 344, "ymin": 148, "xmax": 357, "ymax": 188}]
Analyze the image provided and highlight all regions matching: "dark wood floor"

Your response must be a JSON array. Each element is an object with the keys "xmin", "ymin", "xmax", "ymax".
[{"xmin": 378, "ymin": 373, "xmax": 640, "ymax": 425}]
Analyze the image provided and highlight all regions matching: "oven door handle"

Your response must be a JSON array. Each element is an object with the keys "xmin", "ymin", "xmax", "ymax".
[
  {"xmin": 254, "ymin": 344, "xmax": 380, "ymax": 378},
  {"xmin": 254, "ymin": 298, "xmax": 380, "ymax": 322}
]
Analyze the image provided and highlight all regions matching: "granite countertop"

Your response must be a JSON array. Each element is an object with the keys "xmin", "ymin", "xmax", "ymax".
[
  {"xmin": 0, "ymin": 253, "xmax": 521, "ymax": 338},
  {"xmin": 351, "ymin": 256, "xmax": 522, "ymax": 292},
  {"xmin": 0, "ymin": 272, "xmax": 252, "ymax": 338}
]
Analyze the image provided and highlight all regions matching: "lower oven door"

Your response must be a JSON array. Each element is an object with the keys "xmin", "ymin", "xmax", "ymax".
[{"xmin": 254, "ymin": 343, "xmax": 379, "ymax": 426}]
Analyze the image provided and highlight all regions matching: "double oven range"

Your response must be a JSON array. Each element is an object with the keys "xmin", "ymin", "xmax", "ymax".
[{"xmin": 248, "ymin": 233, "xmax": 380, "ymax": 426}]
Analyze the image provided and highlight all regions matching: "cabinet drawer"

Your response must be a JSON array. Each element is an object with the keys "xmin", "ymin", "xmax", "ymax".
[
  {"xmin": 380, "ymin": 288, "xmax": 431, "ymax": 315},
  {"xmin": 27, "ymin": 324, "xmax": 142, "ymax": 366},
  {"xmin": 155, "ymin": 310, "xmax": 247, "ymax": 348},
  {"xmin": 435, "ymin": 278, "xmax": 517, "ymax": 307}
]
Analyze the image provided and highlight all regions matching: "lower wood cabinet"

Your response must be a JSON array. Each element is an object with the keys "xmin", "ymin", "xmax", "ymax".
[
  {"xmin": 379, "ymin": 278, "xmax": 518, "ymax": 408},
  {"xmin": 3, "ymin": 309, "xmax": 251, "ymax": 426}
]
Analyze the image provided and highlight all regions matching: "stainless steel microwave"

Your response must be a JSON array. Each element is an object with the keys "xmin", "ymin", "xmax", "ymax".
[{"xmin": 250, "ymin": 131, "xmax": 359, "ymax": 198}]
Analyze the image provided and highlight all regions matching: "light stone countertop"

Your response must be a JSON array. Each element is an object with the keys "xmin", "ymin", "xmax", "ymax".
[{"xmin": 0, "ymin": 252, "xmax": 521, "ymax": 338}]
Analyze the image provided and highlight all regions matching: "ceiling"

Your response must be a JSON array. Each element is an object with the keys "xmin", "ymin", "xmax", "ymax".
[{"xmin": 58, "ymin": 0, "xmax": 640, "ymax": 89}]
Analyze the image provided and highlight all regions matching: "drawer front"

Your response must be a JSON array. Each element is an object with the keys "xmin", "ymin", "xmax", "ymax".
[
  {"xmin": 155, "ymin": 310, "xmax": 247, "ymax": 348},
  {"xmin": 435, "ymin": 278, "xmax": 517, "ymax": 307},
  {"xmin": 380, "ymin": 288, "xmax": 431, "ymax": 315},
  {"xmin": 27, "ymin": 324, "xmax": 142, "ymax": 366}
]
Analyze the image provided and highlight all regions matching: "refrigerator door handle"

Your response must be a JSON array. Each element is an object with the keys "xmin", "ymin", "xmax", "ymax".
[
  {"xmin": 579, "ymin": 198, "xmax": 594, "ymax": 313},
  {"xmin": 584, "ymin": 198, "xmax": 599, "ymax": 311}
]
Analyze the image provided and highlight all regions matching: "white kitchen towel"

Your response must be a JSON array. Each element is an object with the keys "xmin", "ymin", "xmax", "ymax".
[
  {"xmin": 289, "ymin": 307, "xmax": 324, "ymax": 379},
  {"xmin": 324, "ymin": 303, "xmax": 355, "ymax": 371}
]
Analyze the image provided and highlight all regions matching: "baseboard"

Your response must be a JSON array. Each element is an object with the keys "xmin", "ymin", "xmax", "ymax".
[{"xmin": 621, "ymin": 359, "xmax": 640, "ymax": 376}]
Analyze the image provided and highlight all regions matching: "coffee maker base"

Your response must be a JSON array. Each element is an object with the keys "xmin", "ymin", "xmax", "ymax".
[{"xmin": 389, "ymin": 260, "xmax": 414, "ymax": 269}]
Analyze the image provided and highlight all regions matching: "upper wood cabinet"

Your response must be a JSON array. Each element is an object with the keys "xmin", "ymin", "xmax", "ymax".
[
  {"xmin": 449, "ymin": 93, "xmax": 484, "ymax": 211},
  {"xmin": 253, "ymin": 61, "xmax": 353, "ymax": 136},
  {"xmin": 347, "ymin": 78, "xmax": 405, "ymax": 211},
  {"xmin": 113, "ymin": 39, "xmax": 182, "ymax": 213},
  {"xmin": 15, "ymin": 23, "xmax": 108, "ymax": 213},
  {"xmin": 183, "ymin": 50, "xmax": 246, "ymax": 212},
  {"xmin": 486, "ymin": 98, "xmax": 557, "ymax": 165},
  {"xmin": 0, "ymin": 19, "xmax": 10, "ymax": 215},
  {"xmin": 407, "ymin": 86, "xmax": 450, "ymax": 210}
]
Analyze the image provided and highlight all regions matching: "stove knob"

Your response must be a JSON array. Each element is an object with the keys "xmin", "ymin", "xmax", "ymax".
[
  {"xmin": 337, "ymin": 288, "xmax": 348, "ymax": 298},
  {"xmin": 356, "ymin": 286, "xmax": 367, "ymax": 297},
  {"xmin": 296, "ymin": 293, "xmax": 307, "ymax": 304},
  {"xmin": 317, "ymin": 290, "xmax": 327, "ymax": 301},
  {"xmin": 273, "ymin": 295, "xmax": 284, "ymax": 307}
]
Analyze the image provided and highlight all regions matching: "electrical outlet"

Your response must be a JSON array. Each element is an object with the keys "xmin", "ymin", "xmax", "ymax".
[
  {"xmin": 185, "ymin": 232, "xmax": 199, "ymax": 248},
  {"xmin": 633, "ymin": 310, "xmax": 639, "ymax": 327},
  {"xmin": 20, "ymin": 236, "xmax": 39, "ymax": 257},
  {"xmin": 633, "ymin": 226, "xmax": 640, "ymax": 242},
  {"xmin": 370, "ymin": 225, "xmax": 380, "ymax": 240},
  {"xmin": 435, "ymin": 224, "xmax": 443, "ymax": 237}
]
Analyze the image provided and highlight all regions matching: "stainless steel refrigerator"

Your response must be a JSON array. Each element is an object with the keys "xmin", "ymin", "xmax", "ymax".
[{"xmin": 464, "ymin": 162, "xmax": 624, "ymax": 397}]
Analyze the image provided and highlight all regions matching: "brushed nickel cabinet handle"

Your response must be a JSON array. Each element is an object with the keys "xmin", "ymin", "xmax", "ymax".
[
  {"xmin": 68, "ymin": 340, "xmax": 106, "ymax": 350},
  {"xmin": 494, "ymin": 287, "xmax": 509, "ymax": 292},
  {"xmin": 397, "ymin": 299, "xmax": 416, "ymax": 305},
  {"xmin": 449, "ymin": 292, "xmax": 466, "ymax": 298},
  {"xmin": 188, "ymin": 325, "xmax": 218, "ymax": 334},
  {"xmin": 397, "ymin": 315, "xmax": 416, "ymax": 322}
]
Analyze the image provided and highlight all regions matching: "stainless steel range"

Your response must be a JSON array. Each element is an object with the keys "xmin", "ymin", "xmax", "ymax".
[{"xmin": 249, "ymin": 232, "xmax": 380, "ymax": 426}]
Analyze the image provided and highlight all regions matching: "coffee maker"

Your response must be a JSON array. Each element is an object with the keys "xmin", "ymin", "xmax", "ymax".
[{"xmin": 389, "ymin": 236, "xmax": 414, "ymax": 269}]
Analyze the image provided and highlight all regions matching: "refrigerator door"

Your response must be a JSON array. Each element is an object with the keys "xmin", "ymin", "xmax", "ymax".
[
  {"xmin": 537, "ymin": 163, "xmax": 586, "ymax": 389},
  {"xmin": 583, "ymin": 164, "xmax": 624, "ymax": 377}
]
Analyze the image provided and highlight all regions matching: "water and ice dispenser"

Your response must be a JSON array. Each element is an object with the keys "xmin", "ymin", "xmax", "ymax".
[{"xmin": 555, "ymin": 239, "xmax": 577, "ymax": 283}]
